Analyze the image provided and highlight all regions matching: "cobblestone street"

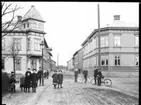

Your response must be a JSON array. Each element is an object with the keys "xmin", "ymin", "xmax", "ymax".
[{"xmin": 2, "ymin": 72, "xmax": 139, "ymax": 105}]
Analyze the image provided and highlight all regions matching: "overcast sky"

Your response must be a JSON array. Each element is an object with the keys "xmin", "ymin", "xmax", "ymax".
[{"xmin": 7, "ymin": 2, "xmax": 139, "ymax": 66}]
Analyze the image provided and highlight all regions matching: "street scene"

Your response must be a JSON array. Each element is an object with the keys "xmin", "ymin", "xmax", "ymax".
[{"xmin": 2, "ymin": 2, "xmax": 139, "ymax": 105}]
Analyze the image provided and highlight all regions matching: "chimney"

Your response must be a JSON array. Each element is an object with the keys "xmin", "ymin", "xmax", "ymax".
[
  {"xmin": 114, "ymin": 15, "xmax": 120, "ymax": 21},
  {"xmin": 31, "ymin": 5, "xmax": 35, "ymax": 8},
  {"xmin": 17, "ymin": 15, "xmax": 22, "ymax": 22}
]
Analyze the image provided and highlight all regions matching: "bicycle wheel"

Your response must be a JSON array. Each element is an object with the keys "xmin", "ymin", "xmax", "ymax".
[
  {"xmin": 77, "ymin": 77, "xmax": 83, "ymax": 83},
  {"xmin": 104, "ymin": 79, "xmax": 112, "ymax": 87}
]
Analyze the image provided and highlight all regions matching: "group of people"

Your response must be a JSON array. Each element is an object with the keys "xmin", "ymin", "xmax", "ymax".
[
  {"xmin": 74, "ymin": 67, "xmax": 103, "ymax": 86},
  {"xmin": 52, "ymin": 70, "xmax": 63, "ymax": 89},
  {"xmin": 8, "ymin": 67, "xmax": 50, "ymax": 93}
]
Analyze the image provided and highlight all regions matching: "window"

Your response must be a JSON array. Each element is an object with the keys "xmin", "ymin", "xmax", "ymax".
[
  {"xmin": 135, "ymin": 36, "xmax": 139, "ymax": 47},
  {"xmin": 135, "ymin": 56, "xmax": 139, "ymax": 66},
  {"xmin": 100, "ymin": 36, "xmax": 108, "ymax": 47},
  {"xmin": 15, "ymin": 58, "xmax": 21, "ymax": 70},
  {"xmin": 23, "ymin": 24, "xmax": 26, "ymax": 28},
  {"xmin": 2, "ymin": 39, "xmax": 5, "ymax": 51},
  {"xmin": 38, "ymin": 23, "xmax": 42, "ymax": 29},
  {"xmin": 13, "ymin": 38, "xmax": 21, "ymax": 50},
  {"xmin": 2, "ymin": 58, "xmax": 5, "ymax": 69},
  {"xmin": 33, "ymin": 22, "xmax": 36, "ymax": 28},
  {"xmin": 31, "ymin": 60, "xmax": 37, "ymax": 70},
  {"xmin": 114, "ymin": 36, "xmax": 121, "ymax": 47},
  {"xmin": 34, "ymin": 39, "xmax": 41, "ymax": 51},
  {"xmin": 115, "ymin": 55, "xmax": 120, "ymax": 66},
  {"xmin": 27, "ymin": 38, "xmax": 30, "ymax": 50},
  {"xmin": 27, "ymin": 23, "xmax": 29, "ymax": 27},
  {"xmin": 101, "ymin": 56, "xmax": 108, "ymax": 66}
]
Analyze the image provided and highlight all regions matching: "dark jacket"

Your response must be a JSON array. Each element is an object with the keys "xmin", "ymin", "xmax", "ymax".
[
  {"xmin": 97, "ymin": 71, "xmax": 102, "ymax": 78},
  {"xmin": 9, "ymin": 75, "xmax": 16, "ymax": 84},
  {"xmin": 83, "ymin": 70, "xmax": 88, "ymax": 77},
  {"xmin": 94, "ymin": 69, "xmax": 98, "ymax": 77},
  {"xmin": 37, "ymin": 70, "xmax": 43, "ymax": 79},
  {"xmin": 31, "ymin": 73, "xmax": 37, "ymax": 88},
  {"xmin": 20, "ymin": 76, "xmax": 25, "ymax": 85},
  {"xmin": 52, "ymin": 74, "xmax": 58, "ymax": 84},
  {"xmin": 57, "ymin": 74, "xmax": 63, "ymax": 84},
  {"xmin": 74, "ymin": 71, "xmax": 78, "ymax": 77},
  {"xmin": 25, "ymin": 71, "xmax": 32, "ymax": 88},
  {"xmin": 47, "ymin": 71, "xmax": 49, "ymax": 76}
]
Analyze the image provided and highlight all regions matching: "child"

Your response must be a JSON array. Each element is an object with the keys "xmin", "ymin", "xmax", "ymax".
[
  {"xmin": 31, "ymin": 69, "xmax": 38, "ymax": 93},
  {"xmin": 52, "ymin": 70, "xmax": 58, "ymax": 89},
  {"xmin": 57, "ymin": 70, "xmax": 63, "ymax": 88},
  {"xmin": 20, "ymin": 74, "xmax": 25, "ymax": 92}
]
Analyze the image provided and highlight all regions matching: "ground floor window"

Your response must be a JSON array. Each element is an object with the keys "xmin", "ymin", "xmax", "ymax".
[
  {"xmin": 15, "ymin": 58, "xmax": 21, "ymax": 70},
  {"xmin": 115, "ymin": 55, "xmax": 120, "ymax": 66},
  {"xmin": 101, "ymin": 56, "xmax": 108, "ymax": 66}
]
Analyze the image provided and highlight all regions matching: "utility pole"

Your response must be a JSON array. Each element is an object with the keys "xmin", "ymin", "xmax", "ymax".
[{"xmin": 97, "ymin": 3, "xmax": 101, "ymax": 69}]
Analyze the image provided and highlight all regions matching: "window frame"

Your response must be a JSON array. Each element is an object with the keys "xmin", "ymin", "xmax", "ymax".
[
  {"xmin": 15, "ymin": 58, "xmax": 21, "ymax": 70},
  {"xmin": 135, "ymin": 56, "xmax": 139, "ymax": 66},
  {"xmin": 13, "ymin": 38, "xmax": 22, "ymax": 51},
  {"xmin": 115, "ymin": 55, "xmax": 120, "ymax": 66},
  {"xmin": 114, "ymin": 36, "xmax": 121, "ymax": 47},
  {"xmin": 135, "ymin": 35, "xmax": 139, "ymax": 47}
]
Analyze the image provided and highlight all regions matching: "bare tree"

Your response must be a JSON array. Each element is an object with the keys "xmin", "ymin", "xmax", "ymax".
[
  {"xmin": 3, "ymin": 38, "xmax": 20, "ymax": 77},
  {"xmin": 2, "ymin": 2, "xmax": 22, "ymax": 38}
]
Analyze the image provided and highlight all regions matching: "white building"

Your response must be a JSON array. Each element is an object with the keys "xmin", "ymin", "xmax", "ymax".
[
  {"xmin": 67, "ymin": 58, "xmax": 74, "ymax": 71},
  {"xmin": 2, "ymin": 5, "xmax": 51, "ymax": 77}
]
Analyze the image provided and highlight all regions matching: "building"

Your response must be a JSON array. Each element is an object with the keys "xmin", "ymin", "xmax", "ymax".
[
  {"xmin": 2, "ymin": 6, "xmax": 52, "ymax": 77},
  {"xmin": 67, "ymin": 58, "xmax": 74, "ymax": 71},
  {"xmin": 72, "ymin": 50, "xmax": 79, "ymax": 70},
  {"xmin": 82, "ymin": 15, "xmax": 139, "ymax": 77},
  {"xmin": 51, "ymin": 60, "xmax": 56, "ymax": 71}
]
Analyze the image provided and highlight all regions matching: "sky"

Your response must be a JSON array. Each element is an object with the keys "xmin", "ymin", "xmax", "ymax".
[{"xmin": 4, "ymin": 2, "xmax": 139, "ymax": 66}]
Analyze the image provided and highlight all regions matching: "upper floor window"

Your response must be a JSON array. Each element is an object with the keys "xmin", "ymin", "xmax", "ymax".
[
  {"xmin": 135, "ymin": 35, "xmax": 139, "ymax": 47},
  {"xmin": 23, "ymin": 24, "xmax": 26, "ymax": 29},
  {"xmin": 135, "ymin": 56, "xmax": 139, "ymax": 66},
  {"xmin": 100, "ymin": 36, "xmax": 108, "ymax": 47},
  {"xmin": 114, "ymin": 36, "xmax": 121, "ymax": 47},
  {"xmin": 34, "ymin": 39, "xmax": 41, "ymax": 51},
  {"xmin": 115, "ymin": 55, "xmax": 120, "ymax": 66},
  {"xmin": 15, "ymin": 58, "xmax": 21, "ymax": 70},
  {"xmin": 33, "ymin": 22, "xmax": 37, "ymax": 28},
  {"xmin": 27, "ymin": 38, "xmax": 30, "ymax": 51},
  {"xmin": 13, "ymin": 38, "xmax": 21, "ymax": 51},
  {"xmin": 27, "ymin": 23, "xmax": 29, "ymax": 27},
  {"xmin": 38, "ymin": 23, "xmax": 42, "ymax": 29},
  {"xmin": 2, "ymin": 58, "xmax": 5, "ymax": 69}
]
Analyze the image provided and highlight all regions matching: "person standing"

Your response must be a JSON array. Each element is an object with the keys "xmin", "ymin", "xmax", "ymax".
[
  {"xmin": 74, "ymin": 69, "xmax": 78, "ymax": 82},
  {"xmin": 93, "ymin": 67, "xmax": 98, "ymax": 85},
  {"xmin": 97, "ymin": 69, "xmax": 102, "ymax": 86},
  {"xmin": 31, "ymin": 69, "xmax": 38, "ymax": 93},
  {"xmin": 52, "ymin": 70, "xmax": 58, "ymax": 89},
  {"xmin": 9, "ymin": 71, "xmax": 16, "ymax": 92},
  {"xmin": 20, "ymin": 74, "xmax": 25, "ymax": 92},
  {"xmin": 37, "ymin": 67, "xmax": 42, "ymax": 86},
  {"xmin": 25, "ymin": 68, "xmax": 32, "ymax": 92},
  {"xmin": 57, "ymin": 70, "xmax": 63, "ymax": 88},
  {"xmin": 46, "ymin": 69, "xmax": 49, "ymax": 79},
  {"xmin": 83, "ymin": 68, "xmax": 88, "ymax": 83}
]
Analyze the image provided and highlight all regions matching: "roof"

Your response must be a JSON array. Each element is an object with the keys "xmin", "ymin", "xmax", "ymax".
[
  {"xmin": 44, "ymin": 38, "xmax": 49, "ymax": 48},
  {"xmin": 22, "ymin": 5, "xmax": 45, "ymax": 22}
]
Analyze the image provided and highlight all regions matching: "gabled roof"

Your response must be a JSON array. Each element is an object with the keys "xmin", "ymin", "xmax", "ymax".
[{"xmin": 22, "ymin": 5, "xmax": 45, "ymax": 22}]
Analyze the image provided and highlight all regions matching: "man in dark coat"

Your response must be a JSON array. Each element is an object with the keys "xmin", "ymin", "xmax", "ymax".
[
  {"xmin": 46, "ymin": 70, "xmax": 49, "ymax": 79},
  {"xmin": 31, "ymin": 69, "xmax": 38, "ymax": 93},
  {"xmin": 57, "ymin": 70, "xmax": 63, "ymax": 88},
  {"xmin": 52, "ymin": 70, "xmax": 58, "ymax": 89},
  {"xmin": 25, "ymin": 68, "xmax": 32, "ymax": 92},
  {"xmin": 8, "ymin": 71, "xmax": 16, "ymax": 92},
  {"xmin": 37, "ymin": 67, "xmax": 43, "ymax": 86},
  {"xmin": 93, "ymin": 68, "xmax": 98, "ymax": 85},
  {"xmin": 74, "ymin": 69, "xmax": 78, "ymax": 82},
  {"xmin": 97, "ymin": 69, "xmax": 102, "ymax": 86},
  {"xmin": 83, "ymin": 68, "xmax": 88, "ymax": 83},
  {"xmin": 20, "ymin": 74, "xmax": 25, "ymax": 92}
]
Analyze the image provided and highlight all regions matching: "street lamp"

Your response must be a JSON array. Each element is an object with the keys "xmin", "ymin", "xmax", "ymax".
[{"xmin": 40, "ymin": 41, "xmax": 44, "ymax": 86}]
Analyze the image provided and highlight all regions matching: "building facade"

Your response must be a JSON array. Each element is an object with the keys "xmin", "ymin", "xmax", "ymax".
[
  {"xmin": 82, "ymin": 15, "xmax": 139, "ymax": 76},
  {"xmin": 67, "ymin": 58, "xmax": 74, "ymax": 71},
  {"xmin": 2, "ymin": 6, "xmax": 52, "ymax": 76}
]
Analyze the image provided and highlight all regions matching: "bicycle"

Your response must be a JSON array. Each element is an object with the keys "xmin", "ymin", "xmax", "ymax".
[{"xmin": 78, "ymin": 75, "xmax": 112, "ymax": 87}]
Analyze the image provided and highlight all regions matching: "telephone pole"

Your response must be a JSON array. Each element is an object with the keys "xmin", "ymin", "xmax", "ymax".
[{"xmin": 97, "ymin": 3, "xmax": 101, "ymax": 69}]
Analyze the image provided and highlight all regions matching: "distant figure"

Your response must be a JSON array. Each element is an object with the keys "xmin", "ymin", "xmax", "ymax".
[
  {"xmin": 25, "ymin": 68, "xmax": 32, "ymax": 92},
  {"xmin": 37, "ymin": 67, "xmax": 43, "ymax": 86},
  {"xmin": 74, "ymin": 69, "xmax": 78, "ymax": 82},
  {"xmin": 20, "ymin": 74, "xmax": 25, "ymax": 92},
  {"xmin": 52, "ymin": 70, "xmax": 58, "ymax": 89},
  {"xmin": 46, "ymin": 70, "xmax": 49, "ymax": 79},
  {"xmin": 93, "ymin": 67, "xmax": 98, "ymax": 85},
  {"xmin": 57, "ymin": 70, "xmax": 63, "ymax": 88},
  {"xmin": 31, "ymin": 69, "xmax": 38, "ymax": 93},
  {"xmin": 83, "ymin": 68, "xmax": 88, "ymax": 83},
  {"xmin": 97, "ymin": 69, "xmax": 102, "ymax": 86},
  {"xmin": 8, "ymin": 71, "xmax": 16, "ymax": 92}
]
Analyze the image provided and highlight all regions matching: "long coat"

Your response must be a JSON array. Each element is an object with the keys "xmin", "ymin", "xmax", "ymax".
[
  {"xmin": 83, "ymin": 70, "xmax": 88, "ymax": 78},
  {"xmin": 94, "ymin": 69, "xmax": 98, "ymax": 77},
  {"xmin": 52, "ymin": 74, "xmax": 58, "ymax": 84},
  {"xmin": 37, "ymin": 70, "xmax": 43, "ymax": 79},
  {"xmin": 25, "ymin": 71, "xmax": 32, "ymax": 88},
  {"xmin": 31, "ymin": 73, "xmax": 37, "ymax": 88},
  {"xmin": 57, "ymin": 74, "xmax": 63, "ymax": 84}
]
